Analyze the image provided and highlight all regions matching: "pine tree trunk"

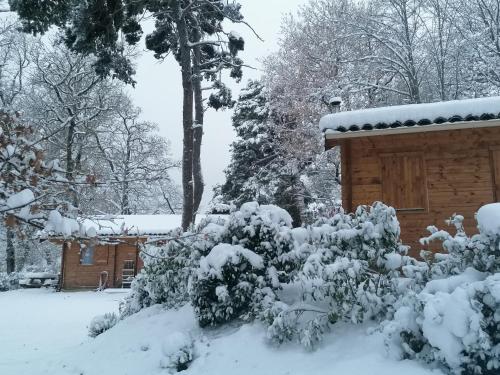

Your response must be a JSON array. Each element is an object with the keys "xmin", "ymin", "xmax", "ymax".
[
  {"xmin": 293, "ymin": 180, "xmax": 307, "ymax": 226},
  {"xmin": 121, "ymin": 134, "xmax": 132, "ymax": 215},
  {"xmin": 176, "ymin": 5, "xmax": 195, "ymax": 231},
  {"xmin": 65, "ymin": 119, "xmax": 79, "ymax": 207},
  {"xmin": 6, "ymin": 226, "xmax": 15, "ymax": 274},
  {"xmin": 192, "ymin": 43, "xmax": 204, "ymax": 217}
]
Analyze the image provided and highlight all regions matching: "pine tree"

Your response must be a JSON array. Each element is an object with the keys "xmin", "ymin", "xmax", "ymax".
[
  {"xmin": 219, "ymin": 80, "xmax": 317, "ymax": 226},
  {"xmin": 219, "ymin": 80, "xmax": 276, "ymax": 206}
]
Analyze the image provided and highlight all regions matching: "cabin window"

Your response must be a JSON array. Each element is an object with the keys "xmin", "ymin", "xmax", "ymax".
[
  {"xmin": 80, "ymin": 244, "xmax": 94, "ymax": 265},
  {"xmin": 380, "ymin": 152, "xmax": 427, "ymax": 211}
]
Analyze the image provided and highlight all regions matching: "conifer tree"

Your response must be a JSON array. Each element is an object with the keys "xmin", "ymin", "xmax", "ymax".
[{"xmin": 219, "ymin": 80, "xmax": 276, "ymax": 206}]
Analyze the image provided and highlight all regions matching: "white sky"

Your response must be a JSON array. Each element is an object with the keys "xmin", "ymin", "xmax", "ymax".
[{"xmin": 128, "ymin": 0, "xmax": 308, "ymax": 208}]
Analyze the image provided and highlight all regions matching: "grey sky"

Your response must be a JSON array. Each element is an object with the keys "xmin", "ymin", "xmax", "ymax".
[{"xmin": 128, "ymin": 0, "xmax": 308, "ymax": 208}]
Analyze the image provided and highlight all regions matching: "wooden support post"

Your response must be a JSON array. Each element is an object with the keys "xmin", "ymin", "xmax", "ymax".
[{"xmin": 341, "ymin": 139, "xmax": 353, "ymax": 213}]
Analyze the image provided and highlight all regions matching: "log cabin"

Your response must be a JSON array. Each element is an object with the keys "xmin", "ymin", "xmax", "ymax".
[
  {"xmin": 50, "ymin": 215, "xmax": 224, "ymax": 290},
  {"xmin": 320, "ymin": 96, "xmax": 500, "ymax": 254}
]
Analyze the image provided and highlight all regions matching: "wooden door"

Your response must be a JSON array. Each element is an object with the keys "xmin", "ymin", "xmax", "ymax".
[
  {"xmin": 380, "ymin": 152, "xmax": 427, "ymax": 211},
  {"xmin": 492, "ymin": 149, "xmax": 500, "ymax": 201}
]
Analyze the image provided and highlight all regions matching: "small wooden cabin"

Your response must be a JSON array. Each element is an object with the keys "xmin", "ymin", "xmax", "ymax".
[
  {"xmin": 60, "ymin": 236, "xmax": 146, "ymax": 290},
  {"xmin": 54, "ymin": 215, "xmax": 217, "ymax": 290},
  {"xmin": 320, "ymin": 96, "xmax": 500, "ymax": 253}
]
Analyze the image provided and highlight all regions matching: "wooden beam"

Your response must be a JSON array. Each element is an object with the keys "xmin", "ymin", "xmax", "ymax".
[{"xmin": 59, "ymin": 242, "xmax": 67, "ymax": 291}]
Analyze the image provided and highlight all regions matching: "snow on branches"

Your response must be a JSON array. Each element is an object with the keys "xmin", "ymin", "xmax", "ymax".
[{"xmin": 0, "ymin": 111, "xmax": 47, "ymax": 226}]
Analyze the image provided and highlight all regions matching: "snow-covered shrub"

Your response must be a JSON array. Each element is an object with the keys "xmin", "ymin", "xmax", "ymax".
[
  {"xmin": 159, "ymin": 332, "xmax": 195, "ymax": 373},
  {"xmin": 0, "ymin": 272, "xmax": 19, "ymax": 291},
  {"xmin": 220, "ymin": 202, "xmax": 300, "ymax": 282},
  {"xmin": 190, "ymin": 202, "xmax": 303, "ymax": 327},
  {"xmin": 121, "ymin": 233, "xmax": 194, "ymax": 315},
  {"xmin": 384, "ymin": 204, "xmax": 500, "ymax": 374},
  {"xmin": 88, "ymin": 312, "xmax": 119, "ymax": 338},
  {"xmin": 207, "ymin": 194, "xmax": 236, "ymax": 214},
  {"xmin": 384, "ymin": 270, "xmax": 500, "ymax": 374},
  {"xmin": 266, "ymin": 202, "xmax": 410, "ymax": 348},
  {"xmin": 121, "ymin": 220, "xmax": 225, "ymax": 317},
  {"xmin": 304, "ymin": 203, "xmax": 408, "ymax": 321},
  {"xmin": 191, "ymin": 243, "xmax": 266, "ymax": 327},
  {"xmin": 421, "ymin": 212, "xmax": 500, "ymax": 277}
]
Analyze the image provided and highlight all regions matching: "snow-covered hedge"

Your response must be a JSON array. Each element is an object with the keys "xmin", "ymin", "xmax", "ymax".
[
  {"xmin": 191, "ymin": 244, "xmax": 265, "ymax": 327},
  {"xmin": 88, "ymin": 312, "xmax": 119, "ymax": 338},
  {"xmin": 383, "ymin": 206, "xmax": 500, "ymax": 374},
  {"xmin": 121, "ymin": 222, "xmax": 223, "ymax": 317},
  {"xmin": 159, "ymin": 332, "xmax": 195, "ymax": 373},
  {"xmin": 123, "ymin": 201, "xmax": 413, "ymax": 341},
  {"xmin": 191, "ymin": 203, "xmax": 300, "ymax": 326},
  {"xmin": 0, "ymin": 272, "xmax": 19, "ymax": 292},
  {"xmin": 219, "ymin": 202, "xmax": 301, "ymax": 283},
  {"xmin": 265, "ymin": 202, "xmax": 412, "ymax": 348}
]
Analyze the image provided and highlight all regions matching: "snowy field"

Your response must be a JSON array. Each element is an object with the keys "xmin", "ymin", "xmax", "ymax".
[
  {"xmin": 0, "ymin": 289, "xmax": 443, "ymax": 375},
  {"xmin": 0, "ymin": 289, "xmax": 124, "ymax": 375}
]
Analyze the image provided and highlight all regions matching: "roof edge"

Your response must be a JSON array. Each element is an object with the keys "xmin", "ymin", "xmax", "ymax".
[{"xmin": 324, "ymin": 119, "xmax": 500, "ymax": 140}]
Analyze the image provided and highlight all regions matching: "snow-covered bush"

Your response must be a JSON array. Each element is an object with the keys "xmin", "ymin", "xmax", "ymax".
[
  {"xmin": 190, "ymin": 203, "xmax": 302, "ymax": 327},
  {"xmin": 220, "ymin": 202, "xmax": 300, "ymax": 283},
  {"xmin": 159, "ymin": 332, "xmax": 195, "ymax": 373},
  {"xmin": 306, "ymin": 203, "xmax": 408, "ymax": 319},
  {"xmin": 207, "ymin": 194, "xmax": 236, "ymax": 215},
  {"xmin": 191, "ymin": 244, "xmax": 266, "ymax": 327},
  {"xmin": 266, "ymin": 202, "xmax": 410, "ymax": 348},
  {"xmin": 421, "ymin": 211, "xmax": 500, "ymax": 277},
  {"xmin": 0, "ymin": 272, "xmax": 19, "ymax": 291},
  {"xmin": 88, "ymin": 312, "xmax": 119, "ymax": 338},
  {"xmin": 121, "ymin": 221, "xmax": 224, "ymax": 317},
  {"xmin": 384, "ymin": 204, "xmax": 500, "ymax": 374}
]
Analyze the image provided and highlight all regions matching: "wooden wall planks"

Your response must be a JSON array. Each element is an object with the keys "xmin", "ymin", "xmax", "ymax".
[{"xmin": 337, "ymin": 126, "xmax": 500, "ymax": 256}]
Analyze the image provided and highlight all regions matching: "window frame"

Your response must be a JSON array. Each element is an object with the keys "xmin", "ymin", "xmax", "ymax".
[{"xmin": 79, "ymin": 243, "xmax": 95, "ymax": 266}]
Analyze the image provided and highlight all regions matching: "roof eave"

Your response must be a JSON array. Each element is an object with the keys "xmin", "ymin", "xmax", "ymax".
[{"xmin": 324, "ymin": 118, "xmax": 500, "ymax": 140}]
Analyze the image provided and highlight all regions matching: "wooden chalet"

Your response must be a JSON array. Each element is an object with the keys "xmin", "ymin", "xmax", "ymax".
[
  {"xmin": 320, "ymin": 96, "xmax": 500, "ymax": 253},
  {"xmin": 52, "ymin": 215, "xmax": 222, "ymax": 290}
]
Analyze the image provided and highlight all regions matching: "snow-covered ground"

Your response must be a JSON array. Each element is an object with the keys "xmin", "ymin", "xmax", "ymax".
[
  {"xmin": 0, "ymin": 289, "xmax": 125, "ymax": 375},
  {"xmin": 0, "ymin": 289, "xmax": 442, "ymax": 375}
]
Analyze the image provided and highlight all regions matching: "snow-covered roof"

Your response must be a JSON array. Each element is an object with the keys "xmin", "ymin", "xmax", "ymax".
[
  {"xmin": 319, "ymin": 96, "xmax": 500, "ymax": 137},
  {"xmin": 82, "ymin": 215, "xmax": 186, "ymax": 236},
  {"xmin": 44, "ymin": 213, "xmax": 227, "ymax": 238}
]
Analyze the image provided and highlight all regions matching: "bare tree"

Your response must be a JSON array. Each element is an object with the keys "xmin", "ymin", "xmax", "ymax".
[
  {"xmin": 0, "ymin": 19, "xmax": 33, "ymax": 108},
  {"xmin": 451, "ymin": 0, "xmax": 500, "ymax": 93},
  {"xmin": 89, "ymin": 97, "xmax": 180, "ymax": 215},
  {"xmin": 25, "ymin": 43, "xmax": 120, "ymax": 206}
]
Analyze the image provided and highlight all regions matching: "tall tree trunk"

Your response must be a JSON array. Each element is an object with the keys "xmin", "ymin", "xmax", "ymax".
[
  {"xmin": 121, "ymin": 133, "xmax": 132, "ymax": 215},
  {"xmin": 6, "ymin": 226, "xmax": 15, "ymax": 274},
  {"xmin": 121, "ymin": 181, "xmax": 130, "ymax": 215},
  {"xmin": 176, "ymin": 4, "xmax": 195, "ymax": 231},
  {"xmin": 65, "ymin": 119, "xmax": 78, "ymax": 206},
  {"xmin": 293, "ymin": 180, "xmax": 307, "ymax": 226},
  {"xmin": 192, "ymin": 43, "xmax": 204, "ymax": 217}
]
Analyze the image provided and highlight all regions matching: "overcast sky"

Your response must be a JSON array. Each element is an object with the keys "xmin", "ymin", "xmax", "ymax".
[{"xmin": 128, "ymin": 0, "xmax": 308, "ymax": 208}]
